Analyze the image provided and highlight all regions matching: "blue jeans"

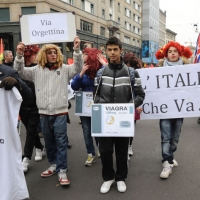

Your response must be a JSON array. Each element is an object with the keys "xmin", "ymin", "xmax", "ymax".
[
  {"xmin": 160, "ymin": 118, "xmax": 183, "ymax": 163},
  {"xmin": 40, "ymin": 114, "xmax": 68, "ymax": 173},
  {"xmin": 80, "ymin": 116, "xmax": 98, "ymax": 156}
]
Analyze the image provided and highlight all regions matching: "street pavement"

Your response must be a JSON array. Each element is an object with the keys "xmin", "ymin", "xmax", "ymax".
[{"xmin": 20, "ymin": 99, "xmax": 200, "ymax": 200}]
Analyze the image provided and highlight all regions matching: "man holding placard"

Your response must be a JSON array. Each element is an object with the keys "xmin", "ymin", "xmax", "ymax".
[
  {"xmin": 14, "ymin": 36, "xmax": 83, "ymax": 186},
  {"xmin": 93, "ymin": 37, "xmax": 145, "ymax": 193}
]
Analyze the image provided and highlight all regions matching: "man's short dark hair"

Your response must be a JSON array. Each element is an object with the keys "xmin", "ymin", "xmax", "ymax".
[{"xmin": 106, "ymin": 37, "xmax": 122, "ymax": 49}]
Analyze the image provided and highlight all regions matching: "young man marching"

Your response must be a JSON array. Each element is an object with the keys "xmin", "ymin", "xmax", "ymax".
[
  {"xmin": 14, "ymin": 36, "xmax": 83, "ymax": 185},
  {"xmin": 93, "ymin": 37, "xmax": 145, "ymax": 193}
]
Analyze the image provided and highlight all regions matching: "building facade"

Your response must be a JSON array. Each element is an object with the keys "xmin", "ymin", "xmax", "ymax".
[
  {"xmin": 0, "ymin": 0, "xmax": 142, "ymax": 61},
  {"xmin": 166, "ymin": 28, "xmax": 177, "ymax": 43}
]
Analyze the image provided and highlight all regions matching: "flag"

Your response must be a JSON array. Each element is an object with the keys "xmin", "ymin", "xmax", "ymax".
[
  {"xmin": 0, "ymin": 38, "xmax": 4, "ymax": 62},
  {"xmin": 194, "ymin": 33, "xmax": 200, "ymax": 63}
]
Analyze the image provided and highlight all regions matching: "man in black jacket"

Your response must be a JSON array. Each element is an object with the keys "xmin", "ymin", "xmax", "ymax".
[
  {"xmin": 93, "ymin": 37, "xmax": 145, "ymax": 194},
  {"xmin": 17, "ymin": 44, "xmax": 45, "ymax": 173},
  {"xmin": 0, "ymin": 63, "xmax": 32, "ymax": 100},
  {"xmin": 3, "ymin": 50, "xmax": 13, "ymax": 68}
]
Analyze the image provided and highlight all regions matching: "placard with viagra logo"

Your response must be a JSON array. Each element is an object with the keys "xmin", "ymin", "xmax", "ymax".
[
  {"xmin": 92, "ymin": 103, "xmax": 135, "ymax": 137},
  {"xmin": 75, "ymin": 91, "xmax": 93, "ymax": 116}
]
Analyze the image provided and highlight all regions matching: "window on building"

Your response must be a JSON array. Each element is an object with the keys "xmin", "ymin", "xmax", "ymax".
[
  {"xmin": 118, "ymin": 17, "xmax": 120, "ymax": 23},
  {"xmin": 138, "ymin": 17, "xmax": 141, "ymax": 24},
  {"xmin": 0, "ymin": 8, "xmax": 10, "ymax": 21},
  {"xmin": 134, "ymin": 14, "xmax": 139, "ymax": 23},
  {"xmin": 138, "ymin": 5, "xmax": 141, "ymax": 12},
  {"xmin": 109, "ymin": 14, "xmax": 112, "ymax": 20},
  {"xmin": 124, "ymin": 36, "xmax": 130, "ymax": 44},
  {"xmin": 125, "ymin": 0, "xmax": 131, "ymax": 4},
  {"xmin": 91, "ymin": 4, "xmax": 94, "ymax": 14},
  {"xmin": 22, "ymin": 7, "xmax": 36, "ymax": 15},
  {"xmin": 109, "ymin": 30, "xmax": 113, "ymax": 37},
  {"xmin": 137, "ymin": 40, "xmax": 140, "ymax": 47},
  {"xmin": 100, "ymin": 27, "xmax": 105, "ymax": 36},
  {"xmin": 102, "ymin": 9, "xmax": 105, "ymax": 19},
  {"xmin": 133, "ymin": 39, "xmax": 136, "ymax": 45},
  {"xmin": 125, "ymin": 8, "xmax": 131, "ymax": 18},
  {"xmin": 81, "ymin": 0, "xmax": 94, "ymax": 14},
  {"xmin": 61, "ymin": 0, "xmax": 73, "ymax": 4},
  {"xmin": 133, "ymin": 2, "xmax": 139, "ymax": 10},
  {"xmin": 80, "ymin": 20, "xmax": 93, "ymax": 33},
  {"xmin": 125, "ymin": 21, "xmax": 131, "ymax": 31},
  {"xmin": 116, "ymin": 32, "xmax": 120, "ymax": 39},
  {"xmin": 118, "ymin": 3, "xmax": 120, "ymax": 11},
  {"xmin": 50, "ymin": 9, "xmax": 59, "ymax": 12}
]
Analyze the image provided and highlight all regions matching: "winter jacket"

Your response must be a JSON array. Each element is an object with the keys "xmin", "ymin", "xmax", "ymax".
[
  {"xmin": 0, "ymin": 64, "xmax": 32, "ymax": 101},
  {"xmin": 14, "ymin": 51, "xmax": 83, "ymax": 115},
  {"xmin": 93, "ymin": 60, "xmax": 145, "ymax": 108},
  {"xmin": 71, "ymin": 74, "xmax": 94, "ymax": 92}
]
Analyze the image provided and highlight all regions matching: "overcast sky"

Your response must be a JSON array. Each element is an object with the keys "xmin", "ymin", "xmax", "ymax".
[{"xmin": 159, "ymin": 0, "xmax": 200, "ymax": 46}]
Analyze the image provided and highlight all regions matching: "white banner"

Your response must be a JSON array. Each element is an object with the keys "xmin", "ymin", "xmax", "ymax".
[
  {"xmin": 20, "ymin": 12, "xmax": 76, "ymax": 45},
  {"xmin": 137, "ymin": 63, "xmax": 200, "ymax": 119},
  {"xmin": 75, "ymin": 91, "xmax": 93, "ymax": 116},
  {"xmin": 92, "ymin": 103, "xmax": 135, "ymax": 137},
  {"xmin": 0, "ymin": 88, "xmax": 29, "ymax": 200}
]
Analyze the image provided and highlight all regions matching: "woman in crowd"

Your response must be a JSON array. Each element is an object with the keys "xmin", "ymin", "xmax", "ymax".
[{"xmin": 71, "ymin": 48, "xmax": 103, "ymax": 166}]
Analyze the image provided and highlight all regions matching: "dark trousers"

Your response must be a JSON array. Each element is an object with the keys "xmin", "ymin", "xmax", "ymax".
[
  {"xmin": 20, "ymin": 109, "xmax": 44, "ymax": 160},
  {"xmin": 99, "ymin": 137, "xmax": 129, "ymax": 182}
]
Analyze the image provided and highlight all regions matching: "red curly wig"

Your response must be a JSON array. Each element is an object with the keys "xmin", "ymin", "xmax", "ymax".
[
  {"xmin": 155, "ymin": 41, "xmax": 193, "ymax": 60},
  {"xmin": 24, "ymin": 45, "xmax": 40, "ymax": 62},
  {"xmin": 83, "ymin": 48, "xmax": 102, "ymax": 79}
]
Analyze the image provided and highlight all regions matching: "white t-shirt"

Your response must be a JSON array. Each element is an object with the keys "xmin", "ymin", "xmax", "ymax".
[{"xmin": 0, "ymin": 87, "xmax": 29, "ymax": 200}]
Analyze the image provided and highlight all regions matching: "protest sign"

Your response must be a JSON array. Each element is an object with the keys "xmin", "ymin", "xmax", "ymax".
[
  {"xmin": 75, "ymin": 91, "xmax": 93, "ymax": 116},
  {"xmin": 20, "ymin": 12, "xmax": 76, "ymax": 45},
  {"xmin": 137, "ymin": 63, "xmax": 200, "ymax": 119},
  {"xmin": 92, "ymin": 103, "xmax": 135, "ymax": 137}
]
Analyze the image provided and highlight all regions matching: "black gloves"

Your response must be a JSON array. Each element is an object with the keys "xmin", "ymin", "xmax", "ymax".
[{"xmin": 0, "ymin": 77, "xmax": 18, "ymax": 90}]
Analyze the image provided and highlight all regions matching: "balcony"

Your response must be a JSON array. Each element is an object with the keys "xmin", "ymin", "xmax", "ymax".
[{"xmin": 106, "ymin": 20, "xmax": 120, "ymax": 32}]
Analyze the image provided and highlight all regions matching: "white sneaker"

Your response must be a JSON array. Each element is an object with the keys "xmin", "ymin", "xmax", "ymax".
[
  {"xmin": 35, "ymin": 148, "xmax": 45, "ymax": 161},
  {"xmin": 85, "ymin": 153, "xmax": 96, "ymax": 166},
  {"xmin": 173, "ymin": 159, "xmax": 178, "ymax": 167},
  {"xmin": 41, "ymin": 164, "xmax": 56, "ymax": 177},
  {"xmin": 117, "ymin": 181, "xmax": 127, "ymax": 193},
  {"xmin": 58, "ymin": 169, "xmax": 70, "ymax": 185},
  {"xmin": 128, "ymin": 145, "xmax": 133, "ymax": 156},
  {"xmin": 160, "ymin": 161, "xmax": 173, "ymax": 179},
  {"xmin": 100, "ymin": 179, "xmax": 115, "ymax": 194},
  {"xmin": 22, "ymin": 157, "xmax": 30, "ymax": 172}
]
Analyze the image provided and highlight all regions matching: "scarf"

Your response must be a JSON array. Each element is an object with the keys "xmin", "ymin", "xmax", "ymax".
[
  {"xmin": 45, "ymin": 63, "xmax": 59, "ymax": 70},
  {"xmin": 163, "ymin": 58, "xmax": 183, "ymax": 66}
]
